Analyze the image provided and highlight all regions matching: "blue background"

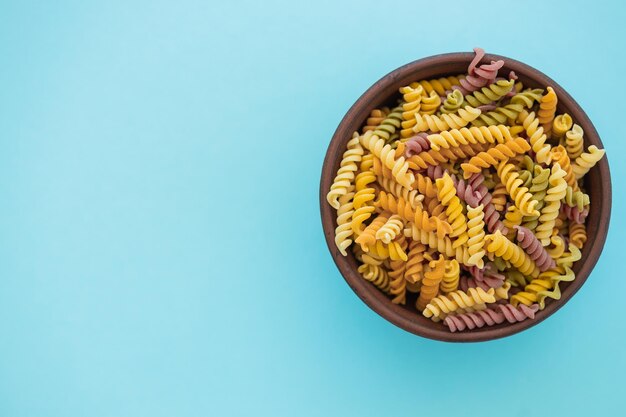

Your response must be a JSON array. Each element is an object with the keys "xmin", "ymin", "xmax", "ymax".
[{"xmin": 0, "ymin": 1, "xmax": 624, "ymax": 416}]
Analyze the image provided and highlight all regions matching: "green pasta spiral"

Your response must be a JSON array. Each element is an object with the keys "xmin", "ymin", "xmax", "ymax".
[
  {"xmin": 441, "ymin": 90, "xmax": 464, "ymax": 114},
  {"xmin": 464, "ymin": 79, "xmax": 515, "ymax": 107}
]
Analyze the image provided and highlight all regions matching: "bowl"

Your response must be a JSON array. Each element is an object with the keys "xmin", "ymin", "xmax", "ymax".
[{"xmin": 319, "ymin": 52, "xmax": 611, "ymax": 342}]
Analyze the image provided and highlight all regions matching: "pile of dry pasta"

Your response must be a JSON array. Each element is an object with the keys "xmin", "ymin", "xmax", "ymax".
[{"xmin": 326, "ymin": 48, "xmax": 606, "ymax": 333}]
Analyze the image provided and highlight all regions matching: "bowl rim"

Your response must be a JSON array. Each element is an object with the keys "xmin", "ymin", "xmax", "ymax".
[{"xmin": 319, "ymin": 52, "xmax": 612, "ymax": 342}]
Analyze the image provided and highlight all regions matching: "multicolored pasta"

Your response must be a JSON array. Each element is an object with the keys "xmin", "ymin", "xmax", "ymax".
[{"xmin": 326, "ymin": 47, "xmax": 606, "ymax": 333}]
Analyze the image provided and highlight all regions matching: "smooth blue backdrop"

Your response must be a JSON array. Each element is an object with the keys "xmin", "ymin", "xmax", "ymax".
[{"xmin": 0, "ymin": 1, "xmax": 624, "ymax": 416}]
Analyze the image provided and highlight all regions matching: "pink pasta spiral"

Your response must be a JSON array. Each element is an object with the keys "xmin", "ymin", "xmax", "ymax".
[
  {"xmin": 461, "ymin": 263, "xmax": 505, "ymax": 291},
  {"xmin": 457, "ymin": 173, "xmax": 508, "ymax": 234},
  {"xmin": 404, "ymin": 133, "xmax": 431, "ymax": 157},
  {"xmin": 444, "ymin": 303, "xmax": 539, "ymax": 332},
  {"xmin": 561, "ymin": 204, "xmax": 589, "ymax": 224},
  {"xmin": 453, "ymin": 48, "xmax": 504, "ymax": 95},
  {"xmin": 514, "ymin": 226, "xmax": 556, "ymax": 272}
]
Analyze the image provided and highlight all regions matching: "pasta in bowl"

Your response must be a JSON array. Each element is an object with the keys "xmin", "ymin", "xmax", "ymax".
[{"xmin": 320, "ymin": 48, "xmax": 610, "ymax": 342}]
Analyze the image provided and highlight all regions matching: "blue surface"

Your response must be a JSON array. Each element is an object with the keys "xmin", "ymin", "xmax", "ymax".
[{"xmin": 0, "ymin": 1, "xmax": 624, "ymax": 416}]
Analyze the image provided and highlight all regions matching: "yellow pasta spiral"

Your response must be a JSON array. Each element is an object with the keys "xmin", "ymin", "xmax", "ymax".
[
  {"xmin": 404, "ymin": 225, "xmax": 472, "ymax": 267},
  {"xmin": 440, "ymin": 259, "xmax": 460, "ymax": 293},
  {"xmin": 552, "ymin": 113, "xmax": 573, "ymax": 140},
  {"xmin": 411, "ymin": 75, "xmax": 464, "ymax": 96},
  {"xmin": 358, "ymin": 263, "xmax": 391, "ymax": 293},
  {"xmin": 413, "ymin": 106, "xmax": 481, "ymax": 133},
  {"xmin": 503, "ymin": 205, "xmax": 524, "ymax": 237},
  {"xmin": 519, "ymin": 110, "xmax": 551, "ymax": 164},
  {"xmin": 350, "ymin": 170, "xmax": 377, "ymax": 235},
  {"xmin": 496, "ymin": 161, "xmax": 540, "ymax": 217},
  {"xmin": 511, "ymin": 266, "xmax": 574, "ymax": 309},
  {"xmin": 359, "ymin": 130, "xmax": 414, "ymax": 189},
  {"xmin": 461, "ymin": 137, "xmax": 531, "ymax": 179},
  {"xmin": 419, "ymin": 90, "xmax": 441, "ymax": 115},
  {"xmin": 400, "ymin": 85, "xmax": 424, "ymax": 137},
  {"xmin": 565, "ymin": 124, "xmax": 584, "ymax": 160},
  {"xmin": 327, "ymin": 132, "xmax": 363, "ymax": 209},
  {"xmin": 485, "ymin": 230, "xmax": 540, "ymax": 278},
  {"xmin": 334, "ymin": 190, "xmax": 356, "ymax": 256},
  {"xmin": 466, "ymin": 204, "xmax": 486, "ymax": 268},
  {"xmin": 427, "ymin": 125, "xmax": 512, "ymax": 151},
  {"xmin": 416, "ymin": 255, "xmax": 446, "ymax": 311},
  {"xmin": 436, "ymin": 173, "xmax": 468, "ymax": 248},
  {"xmin": 572, "ymin": 145, "xmax": 606, "ymax": 180},
  {"xmin": 377, "ymin": 177, "xmax": 423, "ymax": 209},
  {"xmin": 423, "ymin": 287, "xmax": 496, "ymax": 322},
  {"xmin": 376, "ymin": 214, "xmax": 405, "ymax": 244},
  {"xmin": 366, "ymin": 240, "xmax": 408, "ymax": 261},
  {"xmin": 535, "ymin": 163, "xmax": 567, "ymax": 246},
  {"xmin": 569, "ymin": 222, "xmax": 587, "ymax": 249},
  {"xmin": 374, "ymin": 191, "xmax": 414, "ymax": 222},
  {"xmin": 538, "ymin": 87, "xmax": 558, "ymax": 137},
  {"xmin": 464, "ymin": 79, "xmax": 515, "ymax": 108}
]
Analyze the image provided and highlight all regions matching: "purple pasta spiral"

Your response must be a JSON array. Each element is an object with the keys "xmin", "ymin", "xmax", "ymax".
[
  {"xmin": 453, "ymin": 174, "xmax": 483, "ymax": 208},
  {"xmin": 404, "ymin": 133, "xmax": 431, "ymax": 157},
  {"xmin": 561, "ymin": 204, "xmax": 589, "ymax": 224},
  {"xmin": 444, "ymin": 304, "xmax": 539, "ymax": 332},
  {"xmin": 425, "ymin": 165, "xmax": 447, "ymax": 181},
  {"xmin": 461, "ymin": 262, "xmax": 505, "ymax": 291},
  {"xmin": 453, "ymin": 47, "xmax": 504, "ymax": 95},
  {"xmin": 455, "ymin": 173, "xmax": 508, "ymax": 234},
  {"xmin": 514, "ymin": 226, "xmax": 556, "ymax": 272}
]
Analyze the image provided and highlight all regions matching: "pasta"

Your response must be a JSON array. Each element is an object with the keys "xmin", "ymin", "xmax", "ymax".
[
  {"xmin": 327, "ymin": 47, "xmax": 606, "ymax": 333},
  {"xmin": 538, "ymin": 87, "xmax": 558, "ymax": 137},
  {"xmin": 327, "ymin": 132, "xmax": 363, "ymax": 209}
]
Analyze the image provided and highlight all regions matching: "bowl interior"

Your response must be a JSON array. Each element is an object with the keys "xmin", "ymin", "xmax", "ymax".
[{"xmin": 320, "ymin": 52, "xmax": 611, "ymax": 342}]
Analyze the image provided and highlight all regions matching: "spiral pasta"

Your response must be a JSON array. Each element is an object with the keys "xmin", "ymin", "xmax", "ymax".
[
  {"xmin": 511, "ymin": 266, "xmax": 574, "ymax": 309},
  {"xmin": 427, "ymin": 125, "xmax": 512, "ymax": 151},
  {"xmin": 423, "ymin": 287, "xmax": 496, "ymax": 321},
  {"xmin": 519, "ymin": 110, "xmax": 551, "ymax": 163},
  {"xmin": 444, "ymin": 304, "xmax": 539, "ymax": 332},
  {"xmin": 350, "ymin": 170, "xmax": 377, "ymax": 235},
  {"xmin": 388, "ymin": 236, "xmax": 408, "ymax": 304},
  {"xmin": 334, "ymin": 190, "xmax": 356, "ymax": 256},
  {"xmin": 514, "ymin": 225, "xmax": 555, "ymax": 272},
  {"xmin": 436, "ymin": 173, "xmax": 469, "ymax": 248},
  {"xmin": 535, "ymin": 163, "xmax": 567, "ymax": 246},
  {"xmin": 412, "ymin": 75, "xmax": 465, "ymax": 96},
  {"xmin": 358, "ymin": 263, "xmax": 391, "ymax": 293},
  {"xmin": 440, "ymin": 259, "xmax": 460, "ymax": 293},
  {"xmin": 538, "ymin": 87, "xmax": 558, "ymax": 137},
  {"xmin": 416, "ymin": 255, "xmax": 446, "ymax": 311},
  {"xmin": 522, "ymin": 165, "xmax": 550, "ymax": 230},
  {"xmin": 355, "ymin": 212, "xmax": 390, "ymax": 248},
  {"xmin": 461, "ymin": 138, "xmax": 531, "ymax": 179},
  {"xmin": 376, "ymin": 214, "xmax": 405, "ymax": 244},
  {"xmin": 485, "ymin": 230, "xmax": 540, "ymax": 278},
  {"xmin": 565, "ymin": 124, "xmax": 584, "ymax": 160},
  {"xmin": 327, "ymin": 132, "xmax": 363, "ymax": 209},
  {"xmin": 562, "ymin": 186, "xmax": 590, "ymax": 211},
  {"xmin": 400, "ymin": 85, "xmax": 424, "ymax": 137},
  {"xmin": 405, "ymin": 240, "xmax": 427, "ymax": 283},
  {"xmin": 360, "ymin": 130, "xmax": 414, "ymax": 189},
  {"xmin": 491, "ymin": 183, "xmax": 507, "ymax": 212},
  {"xmin": 552, "ymin": 113, "xmax": 573, "ymax": 140},
  {"xmin": 420, "ymin": 90, "xmax": 441, "ymax": 115},
  {"xmin": 464, "ymin": 78, "xmax": 515, "ymax": 108},
  {"xmin": 466, "ymin": 204, "xmax": 486, "ymax": 268},
  {"xmin": 441, "ymin": 89, "xmax": 464, "ymax": 114},
  {"xmin": 569, "ymin": 222, "xmax": 587, "ymax": 249},
  {"xmin": 413, "ymin": 106, "xmax": 481, "ymax": 133},
  {"xmin": 372, "ymin": 106, "xmax": 403, "ymax": 144},
  {"xmin": 550, "ymin": 145, "xmax": 578, "ymax": 190},
  {"xmin": 496, "ymin": 161, "xmax": 540, "ymax": 216},
  {"xmin": 572, "ymin": 145, "xmax": 606, "ymax": 179}
]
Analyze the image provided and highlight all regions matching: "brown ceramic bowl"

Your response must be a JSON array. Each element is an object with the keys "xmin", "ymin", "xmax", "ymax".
[{"xmin": 320, "ymin": 52, "xmax": 611, "ymax": 342}]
